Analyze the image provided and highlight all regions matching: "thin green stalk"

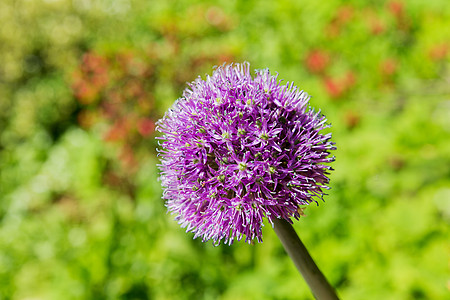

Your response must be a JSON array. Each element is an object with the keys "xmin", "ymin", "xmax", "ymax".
[{"xmin": 273, "ymin": 218, "xmax": 339, "ymax": 300}]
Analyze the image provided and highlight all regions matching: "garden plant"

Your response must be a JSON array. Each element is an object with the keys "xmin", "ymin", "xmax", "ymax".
[{"xmin": 0, "ymin": 0, "xmax": 448, "ymax": 299}]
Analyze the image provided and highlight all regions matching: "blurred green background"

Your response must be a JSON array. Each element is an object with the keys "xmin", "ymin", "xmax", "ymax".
[{"xmin": 0, "ymin": 0, "xmax": 449, "ymax": 299}]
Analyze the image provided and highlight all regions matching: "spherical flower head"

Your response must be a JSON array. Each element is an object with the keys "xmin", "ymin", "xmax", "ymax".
[{"xmin": 157, "ymin": 62, "xmax": 335, "ymax": 245}]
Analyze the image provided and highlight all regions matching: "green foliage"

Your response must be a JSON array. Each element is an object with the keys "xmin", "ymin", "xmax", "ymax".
[{"xmin": 0, "ymin": 0, "xmax": 449, "ymax": 299}]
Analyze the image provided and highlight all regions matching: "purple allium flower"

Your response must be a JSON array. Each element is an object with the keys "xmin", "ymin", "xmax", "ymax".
[{"xmin": 157, "ymin": 62, "xmax": 335, "ymax": 245}]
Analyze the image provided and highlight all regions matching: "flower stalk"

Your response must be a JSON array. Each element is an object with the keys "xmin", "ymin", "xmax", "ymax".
[{"xmin": 273, "ymin": 218, "xmax": 339, "ymax": 300}]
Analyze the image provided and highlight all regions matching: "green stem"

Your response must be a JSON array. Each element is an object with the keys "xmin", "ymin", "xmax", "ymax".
[{"xmin": 272, "ymin": 218, "xmax": 340, "ymax": 300}]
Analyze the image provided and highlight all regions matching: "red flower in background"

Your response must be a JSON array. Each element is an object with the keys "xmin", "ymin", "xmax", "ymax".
[
  {"xmin": 71, "ymin": 50, "xmax": 159, "ymax": 171},
  {"xmin": 429, "ymin": 43, "xmax": 449, "ymax": 61},
  {"xmin": 388, "ymin": 1, "xmax": 404, "ymax": 18},
  {"xmin": 137, "ymin": 118, "xmax": 155, "ymax": 137},
  {"xmin": 305, "ymin": 50, "xmax": 330, "ymax": 74},
  {"xmin": 380, "ymin": 59, "xmax": 397, "ymax": 76},
  {"xmin": 71, "ymin": 47, "xmax": 236, "ymax": 172},
  {"xmin": 104, "ymin": 119, "xmax": 132, "ymax": 142},
  {"xmin": 326, "ymin": 5, "xmax": 354, "ymax": 38},
  {"xmin": 387, "ymin": 0, "xmax": 411, "ymax": 32},
  {"xmin": 205, "ymin": 6, "xmax": 234, "ymax": 31},
  {"xmin": 323, "ymin": 77, "xmax": 343, "ymax": 98},
  {"xmin": 71, "ymin": 52, "xmax": 109, "ymax": 104},
  {"xmin": 336, "ymin": 5, "xmax": 354, "ymax": 24},
  {"xmin": 379, "ymin": 58, "xmax": 399, "ymax": 87},
  {"xmin": 371, "ymin": 20, "xmax": 385, "ymax": 35},
  {"xmin": 344, "ymin": 110, "xmax": 361, "ymax": 130},
  {"xmin": 367, "ymin": 13, "xmax": 386, "ymax": 35},
  {"xmin": 323, "ymin": 71, "xmax": 357, "ymax": 99},
  {"xmin": 344, "ymin": 71, "xmax": 356, "ymax": 88}
]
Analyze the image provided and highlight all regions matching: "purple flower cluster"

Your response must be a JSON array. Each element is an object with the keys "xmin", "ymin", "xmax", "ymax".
[{"xmin": 157, "ymin": 62, "xmax": 335, "ymax": 245}]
